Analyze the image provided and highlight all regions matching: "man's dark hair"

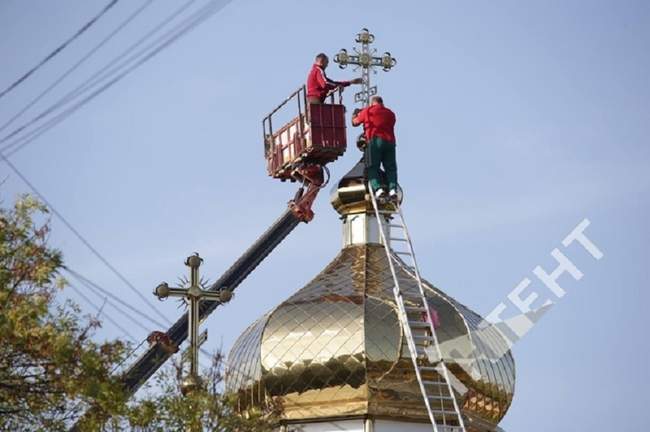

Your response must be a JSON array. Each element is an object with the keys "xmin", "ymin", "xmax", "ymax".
[
  {"xmin": 372, "ymin": 96, "xmax": 384, "ymax": 104},
  {"xmin": 315, "ymin": 53, "xmax": 328, "ymax": 61}
]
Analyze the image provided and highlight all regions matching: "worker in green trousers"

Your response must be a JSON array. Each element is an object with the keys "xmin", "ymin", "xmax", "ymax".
[{"xmin": 352, "ymin": 96, "xmax": 398, "ymax": 200}]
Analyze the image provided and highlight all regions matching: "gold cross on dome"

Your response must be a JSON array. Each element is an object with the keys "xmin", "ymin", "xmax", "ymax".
[{"xmin": 333, "ymin": 28, "xmax": 397, "ymax": 106}]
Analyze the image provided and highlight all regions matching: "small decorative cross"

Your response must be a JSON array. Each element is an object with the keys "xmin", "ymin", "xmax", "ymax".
[
  {"xmin": 333, "ymin": 28, "xmax": 397, "ymax": 106},
  {"xmin": 153, "ymin": 253, "xmax": 232, "ymax": 395}
]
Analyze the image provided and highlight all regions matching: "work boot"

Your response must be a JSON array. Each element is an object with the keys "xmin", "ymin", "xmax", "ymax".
[
  {"xmin": 389, "ymin": 189, "xmax": 398, "ymax": 203},
  {"xmin": 375, "ymin": 188, "xmax": 386, "ymax": 202}
]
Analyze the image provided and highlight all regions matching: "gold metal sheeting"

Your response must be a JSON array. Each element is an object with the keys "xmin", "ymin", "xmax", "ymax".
[
  {"xmin": 262, "ymin": 302, "xmax": 366, "ymax": 394},
  {"xmin": 279, "ymin": 384, "xmax": 369, "ymax": 419},
  {"xmin": 225, "ymin": 245, "xmax": 515, "ymax": 428},
  {"xmin": 225, "ymin": 313, "xmax": 268, "ymax": 408}
]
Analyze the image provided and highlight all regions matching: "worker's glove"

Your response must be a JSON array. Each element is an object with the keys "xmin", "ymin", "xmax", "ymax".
[
  {"xmin": 351, "ymin": 77, "xmax": 363, "ymax": 84},
  {"xmin": 352, "ymin": 108, "xmax": 362, "ymax": 117}
]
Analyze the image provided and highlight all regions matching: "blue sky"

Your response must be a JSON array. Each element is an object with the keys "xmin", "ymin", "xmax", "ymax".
[{"xmin": 1, "ymin": 1, "xmax": 649, "ymax": 430}]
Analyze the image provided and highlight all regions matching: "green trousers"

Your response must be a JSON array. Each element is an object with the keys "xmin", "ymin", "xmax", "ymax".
[{"xmin": 366, "ymin": 136, "xmax": 398, "ymax": 192}]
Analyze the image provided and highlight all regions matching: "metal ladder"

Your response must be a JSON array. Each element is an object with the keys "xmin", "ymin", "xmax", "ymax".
[{"xmin": 369, "ymin": 188, "xmax": 467, "ymax": 432}]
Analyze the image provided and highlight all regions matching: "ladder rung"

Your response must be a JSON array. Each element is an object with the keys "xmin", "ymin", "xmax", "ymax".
[
  {"xmin": 399, "ymin": 289, "xmax": 421, "ymax": 296},
  {"xmin": 388, "ymin": 224, "xmax": 403, "ymax": 229},
  {"xmin": 408, "ymin": 320, "xmax": 431, "ymax": 328},
  {"xmin": 419, "ymin": 366, "xmax": 441, "ymax": 373},
  {"xmin": 404, "ymin": 306, "xmax": 427, "ymax": 313},
  {"xmin": 428, "ymin": 394, "xmax": 454, "ymax": 401},
  {"xmin": 396, "ymin": 288, "xmax": 418, "ymax": 296},
  {"xmin": 389, "ymin": 237, "xmax": 408, "ymax": 242},
  {"xmin": 400, "ymin": 295, "xmax": 424, "ymax": 303},
  {"xmin": 431, "ymin": 409, "xmax": 461, "ymax": 416},
  {"xmin": 437, "ymin": 426, "xmax": 464, "ymax": 432},
  {"xmin": 414, "ymin": 335, "xmax": 435, "ymax": 343},
  {"xmin": 402, "ymin": 266, "xmax": 417, "ymax": 272},
  {"xmin": 395, "ymin": 251, "xmax": 412, "ymax": 255},
  {"xmin": 422, "ymin": 379, "xmax": 446, "ymax": 386}
]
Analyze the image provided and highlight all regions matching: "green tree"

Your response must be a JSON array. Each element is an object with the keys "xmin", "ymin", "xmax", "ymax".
[
  {"xmin": 125, "ymin": 354, "xmax": 278, "ymax": 432},
  {"xmin": 0, "ymin": 194, "xmax": 128, "ymax": 431},
  {"xmin": 0, "ymin": 195, "xmax": 276, "ymax": 431}
]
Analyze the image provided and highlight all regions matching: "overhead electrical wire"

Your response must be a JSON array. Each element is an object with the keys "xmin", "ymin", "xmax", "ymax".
[
  {"xmin": 67, "ymin": 268, "xmax": 215, "ymax": 360},
  {"xmin": 0, "ymin": 0, "xmax": 201, "ymax": 148},
  {"xmin": 2, "ymin": 3, "xmax": 217, "ymax": 156},
  {"xmin": 68, "ymin": 282, "xmax": 138, "ymax": 342},
  {"xmin": 0, "ymin": 0, "xmax": 232, "ymax": 156},
  {"xmin": 0, "ymin": 0, "xmax": 233, "ymax": 353},
  {"xmin": 0, "ymin": 0, "xmax": 120, "ymax": 101},
  {"xmin": 0, "ymin": 154, "xmax": 171, "ymax": 325},
  {"xmin": 65, "ymin": 268, "xmax": 165, "ymax": 332},
  {"xmin": 0, "ymin": 0, "xmax": 155, "ymax": 134}
]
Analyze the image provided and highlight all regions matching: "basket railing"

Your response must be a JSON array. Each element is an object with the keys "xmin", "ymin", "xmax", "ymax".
[{"xmin": 262, "ymin": 85, "xmax": 344, "ymax": 159}]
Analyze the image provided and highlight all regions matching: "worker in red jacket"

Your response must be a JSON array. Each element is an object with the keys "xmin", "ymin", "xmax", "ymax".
[
  {"xmin": 352, "ymin": 96, "xmax": 398, "ymax": 201},
  {"xmin": 307, "ymin": 53, "xmax": 362, "ymax": 104}
]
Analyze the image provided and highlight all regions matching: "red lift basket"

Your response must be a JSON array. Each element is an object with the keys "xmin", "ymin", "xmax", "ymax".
[{"xmin": 263, "ymin": 86, "xmax": 347, "ymax": 180}]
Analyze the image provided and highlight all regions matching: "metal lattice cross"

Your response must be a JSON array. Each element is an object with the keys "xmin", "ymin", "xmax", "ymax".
[{"xmin": 333, "ymin": 28, "xmax": 397, "ymax": 106}]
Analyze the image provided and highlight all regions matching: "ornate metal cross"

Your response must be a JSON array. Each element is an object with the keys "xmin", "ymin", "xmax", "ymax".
[
  {"xmin": 334, "ymin": 28, "xmax": 397, "ymax": 106},
  {"xmin": 153, "ymin": 253, "xmax": 232, "ymax": 395}
]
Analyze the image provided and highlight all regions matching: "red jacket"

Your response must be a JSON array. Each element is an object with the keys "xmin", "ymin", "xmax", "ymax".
[
  {"xmin": 307, "ymin": 64, "xmax": 350, "ymax": 102},
  {"xmin": 354, "ymin": 103, "xmax": 396, "ymax": 142}
]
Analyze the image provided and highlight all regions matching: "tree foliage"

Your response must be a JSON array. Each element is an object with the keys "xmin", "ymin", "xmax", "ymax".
[
  {"xmin": 125, "ymin": 354, "xmax": 277, "ymax": 432},
  {"xmin": 0, "ymin": 195, "xmax": 127, "ymax": 430},
  {"xmin": 0, "ymin": 195, "xmax": 276, "ymax": 431}
]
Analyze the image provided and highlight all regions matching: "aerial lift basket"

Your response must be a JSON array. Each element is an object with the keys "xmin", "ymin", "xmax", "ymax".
[{"xmin": 263, "ymin": 86, "xmax": 347, "ymax": 181}]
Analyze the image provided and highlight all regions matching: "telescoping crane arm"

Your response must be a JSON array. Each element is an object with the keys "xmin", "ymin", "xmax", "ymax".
[{"xmin": 70, "ymin": 169, "xmax": 325, "ymax": 431}]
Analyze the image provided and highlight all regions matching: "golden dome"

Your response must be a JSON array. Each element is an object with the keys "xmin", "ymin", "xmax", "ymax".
[{"xmin": 225, "ymin": 162, "xmax": 515, "ymax": 431}]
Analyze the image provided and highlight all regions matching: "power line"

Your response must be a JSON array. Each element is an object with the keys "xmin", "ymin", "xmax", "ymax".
[
  {"xmin": 0, "ymin": 0, "xmax": 155, "ymax": 134},
  {"xmin": 0, "ymin": 0, "xmax": 199, "ymax": 147},
  {"xmin": 68, "ymin": 281, "xmax": 138, "ymax": 342},
  {"xmin": 0, "ymin": 0, "xmax": 233, "ymax": 332},
  {"xmin": 0, "ymin": 153, "xmax": 171, "ymax": 325},
  {"xmin": 0, "ymin": 0, "xmax": 120, "ymax": 101},
  {"xmin": 1, "ymin": 0, "xmax": 225, "ymax": 155},
  {"xmin": 0, "ymin": 0, "xmax": 232, "ymax": 156},
  {"xmin": 2, "ymin": 2, "xmax": 222, "ymax": 157},
  {"xmin": 65, "ymin": 267, "xmax": 166, "ymax": 331},
  {"xmin": 66, "ymin": 268, "xmax": 215, "ymax": 360},
  {"xmin": 0, "ymin": 1, "xmax": 232, "ymax": 359}
]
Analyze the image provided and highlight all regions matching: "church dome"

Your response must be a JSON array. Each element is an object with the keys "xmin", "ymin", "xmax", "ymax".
[{"xmin": 225, "ymin": 162, "xmax": 515, "ymax": 431}]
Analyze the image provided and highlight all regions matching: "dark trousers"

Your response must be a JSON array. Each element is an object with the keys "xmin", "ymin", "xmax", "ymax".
[{"xmin": 366, "ymin": 136, "xmax": 397, "ymax": 192}]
